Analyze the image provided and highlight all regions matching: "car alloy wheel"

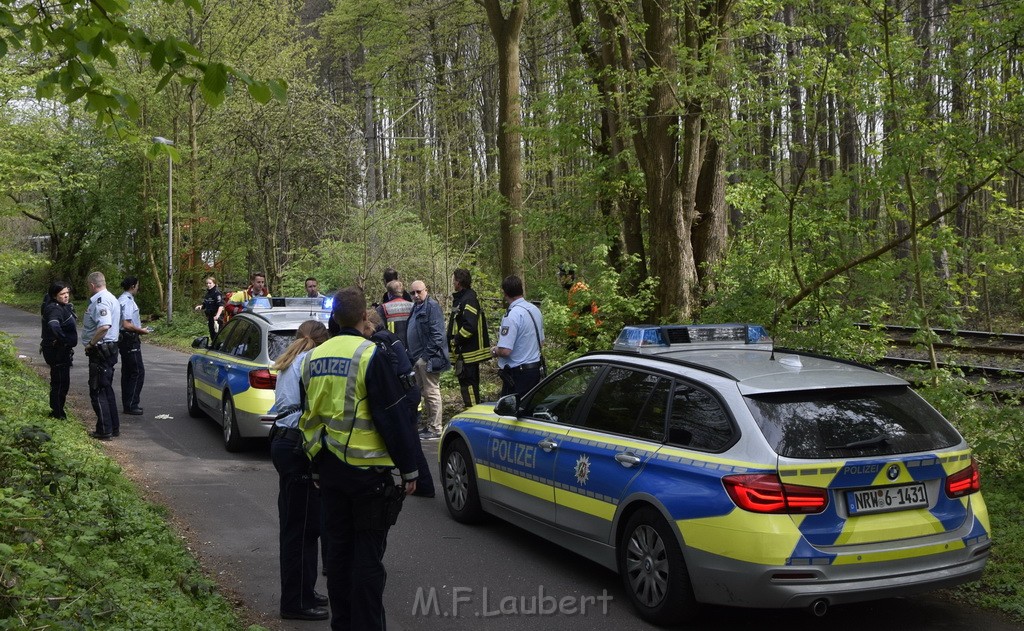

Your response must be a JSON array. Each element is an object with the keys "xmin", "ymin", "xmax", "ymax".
[
  {"xmin": 222, "ymin": 395, "xmax": 243, "ymax": 452},
  {"xmin": 186, "ymin": 368, "xmax": 204, "ymax": 418},
  {"xmin": 619, "ymin": 507, "xmax": 697, "ymax": 625},
  {"xmin": 442, "ymin": 439, "xmax": 483, "ymax": 523}
]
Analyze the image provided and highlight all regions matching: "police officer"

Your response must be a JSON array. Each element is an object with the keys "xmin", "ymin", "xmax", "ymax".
[
  {"xmin": 269, "ymin": 320, "xmax": 330, "ymax": 621},
  {"xmin": 82, "ymin": 271, "xmax": 121, "ymax": 440},
  {"xmin": 448, "ymin": 268, "xmax": 490, "ymax": 409},
  {"xmin": 118, "ymin": 276, "xmax": 149, "ymax": 415},
  {"xmin": 298, "ymin": 287, "xmax": 419, "ymax": 631},
  {"xmin": 492, "ymin": 274, "xmax": 545, "ymax": 400},
  {"xmin": 40, "ymin": 281, "xmax": 78, "ymax": 419}
]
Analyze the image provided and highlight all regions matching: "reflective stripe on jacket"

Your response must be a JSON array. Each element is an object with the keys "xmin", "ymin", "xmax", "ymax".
[{"xmin": 299, "ymin": 335, "xmax": 394, "ymax": 468}]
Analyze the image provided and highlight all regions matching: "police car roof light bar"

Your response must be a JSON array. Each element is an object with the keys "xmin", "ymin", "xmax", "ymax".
[{"xmin": 613, "ymin": 323, "xmax": 772, "ymax": 352}]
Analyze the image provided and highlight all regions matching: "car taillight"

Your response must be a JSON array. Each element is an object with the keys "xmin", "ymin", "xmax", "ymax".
[
  {"xmin": 249, "ymin": 369, "xmax": 277, "ymax": 389},
  {"xmin": 945, "ymin": 457, "xmax": 981, "ymax": 498},
  {"xmin": 723, "ymin": 474, "xmax": 828, "ymax": 514}
]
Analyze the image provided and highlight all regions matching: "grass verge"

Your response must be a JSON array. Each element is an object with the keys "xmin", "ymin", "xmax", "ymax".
[{"xmin": 0, "ymin": 332, "xmax": 266, "ymax": 630}]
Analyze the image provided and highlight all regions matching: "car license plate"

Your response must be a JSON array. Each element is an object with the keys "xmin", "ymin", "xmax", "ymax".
[{"xmin": 847, "ymin": 483, "xmax": 928, "ymax": 515}]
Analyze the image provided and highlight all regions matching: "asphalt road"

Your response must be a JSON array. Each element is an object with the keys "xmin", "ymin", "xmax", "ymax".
[{"xmin": 3, "ymin": 302, "xmax": 1021, "ymax": 631}]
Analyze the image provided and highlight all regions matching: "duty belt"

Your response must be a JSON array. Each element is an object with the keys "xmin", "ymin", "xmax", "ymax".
[
  {"xmin": 270, "ymin": 426, "xmax": 303, "ymax": 443},
  {"xmin": 510, "ymin": 361, "xmax": 541, "ymax": 371}
]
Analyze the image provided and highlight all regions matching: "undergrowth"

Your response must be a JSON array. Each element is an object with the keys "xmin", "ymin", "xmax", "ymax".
[{"xmin": 0, "ymin": 332, "xmax": 264, "ymax": 630}]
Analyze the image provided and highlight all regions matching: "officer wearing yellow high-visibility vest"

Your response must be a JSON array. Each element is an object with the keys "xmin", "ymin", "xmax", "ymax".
[{"xmin": 298, "ymin": 286, "xmax": 419, "ymax": 631}]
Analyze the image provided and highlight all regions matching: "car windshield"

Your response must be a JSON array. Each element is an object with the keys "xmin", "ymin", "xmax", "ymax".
[
  {"xmin": 268, "ymin": 330, "xmax": 296, "ymax": 362},
  {"xmin": 744, "ymin": 386, "xmax": 962, "ymax": 458}
]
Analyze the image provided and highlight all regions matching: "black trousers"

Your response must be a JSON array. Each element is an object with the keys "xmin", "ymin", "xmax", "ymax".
[
  {"xmin": 48, "ymin": 362, "xmax": 71, "ymax": 418},
  {"xmin": 318, "ymin": 454, "xmax": 394, "ymax": 631},
  {"xmin": 88, "ymin": 347, "xmax": 119, "ymax": 436},
  {"xmin": 456, "ymin": 361, "xmax": 481, "ymax": 408},
  {"xmin": 271, "ymin": 431, "xmax": 322, "ymax": 612},
  {"xmin": 119, "ymin": 335, "xmax": 145, "ymax": 411},
  {"xmin": 500, "ymin": 364, "xmax": 542, "ymax": 401}
]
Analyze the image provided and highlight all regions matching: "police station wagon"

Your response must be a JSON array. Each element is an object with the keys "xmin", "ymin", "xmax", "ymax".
[
  {"xmin": 439, "ymin": 324, "xmax": 990, "ymax": 625},
  {"xmin": 186, "ymin": 297, "xmax": 331, "ymax": 451}
]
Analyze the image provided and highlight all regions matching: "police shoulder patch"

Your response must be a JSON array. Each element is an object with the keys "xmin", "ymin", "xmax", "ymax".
[
  {"xmin": 500, "ymin": 326, "xmax": 510, "ymax": 336},
  {"xmin": 99, "ymin": 309, "xmax": 108, "ymax": 316}
]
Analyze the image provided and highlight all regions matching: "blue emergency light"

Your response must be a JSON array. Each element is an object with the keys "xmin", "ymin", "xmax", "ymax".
[{"xmin": 614, "ymin": 323, "xmax": 771, "ymax": 352}]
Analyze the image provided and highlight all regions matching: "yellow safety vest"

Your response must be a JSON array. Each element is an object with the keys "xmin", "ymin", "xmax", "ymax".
[{"xmin": 298, "ymin": 335, "xmax": 394, "ymax": 468}]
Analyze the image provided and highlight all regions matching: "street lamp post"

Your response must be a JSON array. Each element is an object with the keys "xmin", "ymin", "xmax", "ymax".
[{"xmin": 154, "ymin": 137, "xmax": 174, "ymax": 324}]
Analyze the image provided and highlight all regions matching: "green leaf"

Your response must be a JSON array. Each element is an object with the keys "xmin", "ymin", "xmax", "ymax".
[
  {"xmin": 30, "ymin": 32, "xmax": 43, "ymax": 53},
  {"xmin": 150, "ymin": 41, "xmax": 165, "ymax": 72},
  {"xmin": 268, "ymin": 79, "xmax": 288, "ymax": 103},
  {"xmin": 200, "ymin": 81, "xmax": 225, "ymax": 107},
  {"xmin": 0, "ymin": 37, "xmax": 7, "ymax": 58},
  {"xmin": 247, "ymin": 81, "xmax": 272, "ymax": 104},
  {"xmin": 75, "ymin": 39, "xmax": 94, "ymax": 60},
  {"xmin": 154, "ymin": 70, "xmax": 175, "ymax": 93},
  {"xmin": 202, "ymin": 62, "xmax": 228, "ymax": 95},
  {"xmin": 92, "ymin": 0, "xmax": 129, "ymax": 15}
]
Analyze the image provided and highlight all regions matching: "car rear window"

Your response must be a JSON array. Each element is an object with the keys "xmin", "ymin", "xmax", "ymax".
[
  {"xmin": 268, "ymin": 331, "xmax": 296, "ymax": 361},
  {"xmin": 744, "ymin": 386, "xmax": 962, "ymax": 458}
]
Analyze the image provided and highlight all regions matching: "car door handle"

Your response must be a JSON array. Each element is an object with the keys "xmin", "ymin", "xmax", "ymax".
[
  {"xmin": 538, "ymin": 438, "xmax": 559, "ymax": 452},
  {"xmin": 615, "ymin": 452, "xmax": 642, "ymax": 468}
]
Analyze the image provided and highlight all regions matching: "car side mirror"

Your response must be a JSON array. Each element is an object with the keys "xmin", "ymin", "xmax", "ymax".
[
  {"xmin": 192, "ymin": 336, "xmax": 209, "ymax": 349},
  {"xmin": 494, "ymin": 395, "xmax": 519, "ymax": 417}
]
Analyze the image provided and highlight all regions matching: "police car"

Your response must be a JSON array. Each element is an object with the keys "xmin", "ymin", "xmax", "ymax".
[
  {"xmin": 186, "ymin": 297, "xmax": 332, "ymax": 451},
  {"xmin": 439, "ymin": 324, "xmax": 990, "ymax": 625}
]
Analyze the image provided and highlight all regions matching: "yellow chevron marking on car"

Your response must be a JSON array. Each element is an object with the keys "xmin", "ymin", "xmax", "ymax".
[
  {"xmin": 677, "ymin": 511, "xmax": 800, "ymax": 565},
  {"xmin": 554, "ymin": 487, "xmax": 616, "ymax": 521},
  {"xmin": 831, "ymin": 540, "xmax": 966, "ymax": 565},
  {"xmin": 834, "ymin": 509, "xmax": 946, "ymax": 545},
  {"xmin": 778, "ymin": 466, "xmax": 840, "ymax": 487},
  {"xmin": 481, "ymin": 464, "xmax": 551, "ymax": 500}
]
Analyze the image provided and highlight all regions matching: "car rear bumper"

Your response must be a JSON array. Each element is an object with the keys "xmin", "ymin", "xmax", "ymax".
[{"xmin": 686, "ymin": 533, "xmax": 991, "ymax": 609}]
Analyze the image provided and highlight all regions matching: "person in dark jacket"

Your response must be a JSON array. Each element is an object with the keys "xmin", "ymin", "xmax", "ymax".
[
  {"xmin": 194, "ymin": 276, "xmax": 225, "ymax": 339},
  {"xmin": 364, "ymin": 309, "xmax": 436, "ymax": 498},
  {"xmin": 40, "ymin": 281, "xmax": 78, "ymax": 419},
  {"xmin": 448, "ymin": 268, "xmax": 490, "ymax": 409}
]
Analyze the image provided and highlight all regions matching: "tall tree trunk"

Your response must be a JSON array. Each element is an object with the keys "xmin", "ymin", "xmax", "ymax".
[{"xmin": 479, "ymin": 0, "xmax": 528, "ymax": 281}]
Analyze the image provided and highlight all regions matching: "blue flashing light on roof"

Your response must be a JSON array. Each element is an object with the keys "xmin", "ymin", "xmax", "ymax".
[
  {"xmin": 614, "ymin": 326, "xmax": 670, "ymax": 349},
  {"xmin": 321, "ymin": 295, "xmax": 334, "ymax": 312},
  {"xmin": 614, "ymin": 323, "xmax": 772, "ymax": 352},
  {"xmin": 248, "ymin": 296, "xmax": 272, "ymax": 309}
]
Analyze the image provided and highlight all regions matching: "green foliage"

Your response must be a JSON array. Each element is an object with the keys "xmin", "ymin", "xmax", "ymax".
[
  {"xmin": 952, "ymin": 471, "xmax": 1024, "ymax": 620},
  {"xmin": 0, "ymin": 333, "xmax": 259, "ymax": 630},
  {"xmin": 0, "ymin": 253, "xmax": 48, "ymax": 303},
  {"xmin": 0, "ymin": 0, "xmax": 284, "ymax": 132},
  {"xmin": 540, "ymin": 248, "xmax": 658, "ymax": 366}
]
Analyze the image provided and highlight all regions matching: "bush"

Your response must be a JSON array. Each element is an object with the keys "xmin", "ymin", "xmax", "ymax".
[{"xmin": 0, "ymin": 332, "xmax": 262, "ymax": 630}]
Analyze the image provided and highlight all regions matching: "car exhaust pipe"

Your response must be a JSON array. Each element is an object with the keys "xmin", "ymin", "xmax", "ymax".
[{"xmin": 809, "ymin": 598, "xmax": 829, "ymax": 617}]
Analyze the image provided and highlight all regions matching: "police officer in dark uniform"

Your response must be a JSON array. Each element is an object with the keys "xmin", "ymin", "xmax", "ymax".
[
  {"xmin": 118, "ymin": 276, "xmax": 149, "ymax": 415},
  {"xmin": 82, "ymin": 271, "xmax": 121, "ymax": 440},
  {"xmin": 40, "ymin": 281, "xmax": 78, "ymax": 419},
  {"xmin": 299, "ymin": 287, "xmax": 420, "ymax": 631}
]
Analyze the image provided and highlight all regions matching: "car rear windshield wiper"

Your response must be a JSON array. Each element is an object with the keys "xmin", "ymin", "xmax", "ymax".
[{"xmin": 826, "ymin": 433, "xmax": 889, "ymax": 449}]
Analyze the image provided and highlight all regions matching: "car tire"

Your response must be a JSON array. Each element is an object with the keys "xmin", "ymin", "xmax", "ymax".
[
  {"xmin": 222, "ymin": 394, "xmax": 243, "ymax": 453},
  {"xmin": 618, "ymin": 506, "xmax": 698, "ymax": 626},
  {"xmin": 186, "ymin": 368, "xmax": 204, "ymax": 419},
  {"xmin": 441, "ymin": 438, "xmax": 484, "ymax": 523}
]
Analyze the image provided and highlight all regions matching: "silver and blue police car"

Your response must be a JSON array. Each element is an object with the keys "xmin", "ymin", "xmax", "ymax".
[
  {"xmin": 440, "ymin": 324, "xmax": 990, "ymax": 625},
  {"xmin": 185, "ymin": 297, "xmax": 332, "ymax": 451}
]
